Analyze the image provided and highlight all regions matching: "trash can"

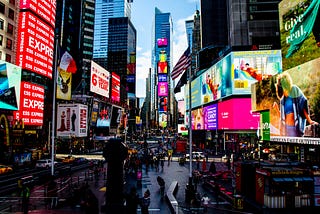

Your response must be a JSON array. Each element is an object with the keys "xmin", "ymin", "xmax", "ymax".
[{"xmin": 233, "ymin": 195, "xmax": 243, "ymax": 210}]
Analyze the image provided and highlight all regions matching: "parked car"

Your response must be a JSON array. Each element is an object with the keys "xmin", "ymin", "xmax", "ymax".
[
  {"xmin": 186, "ymin": 152, "xmax": 205, "ymax": 160},
  {"xmin": 36, "ymin": 159, "xmax": 57, "ymax": 169},
  {"xmin": 0, "ymin": 164, "xmax": 13, "ymax": 175}
]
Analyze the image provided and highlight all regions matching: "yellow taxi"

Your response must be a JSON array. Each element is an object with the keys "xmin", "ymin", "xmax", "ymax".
[
  {"xmin": 0, "ymin": 165, "xmax": 13, "ymax": 175},
  {"xmin": 62, "ymin": 156, "xmax": 75, "ymax": 163}
]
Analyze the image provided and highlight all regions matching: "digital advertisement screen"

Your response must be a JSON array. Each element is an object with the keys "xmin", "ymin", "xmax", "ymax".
[
  {"xmin": 191, "ymin": 107, "xmax": 204, "ymax": 130},
  {"xmin": 96, "ymin": 103, "xmax": 112, "ymax": 128},
  {"xmin": 157, "ymin": 38, "xmax": 168, "ymax": 47},
  {"xmin": 14, "ymin": 82, "xmax": 44, "ymax": 126},
  {"xmin": 158, "ymin": 61, "xmax": 167, "ymax": 74},
  {"xmin": 158, "ymin": 82, "xmax": 168, "ymax": 97},
  {"xmin": 16, "ymin": 12, "xmax": 55, "ymax": 79},
  {"xmin": 159, "ymin": 111, "xmax": 167, "ymax": 128},
  {"xmin": 20, "ymin": 0, "xmax": 56, "ymax": 27},
  {"xmin": 252, "ymin": 58, "xmax": 320, "ymax": 143},
  {"xmin": 279, "ymin": 0, "xmax": 320, "ymax": 71},
  {"xmin": 232, "ymin": 50, "xmax": 282, "ymax": 94},
  {"xmin": 203, "ymin": 103, "xmax": 218, "ymax": 130},
  {"xmin": 159, "ymin": 52, "xmax": 167, "ymax": 62},
  {"xmin": 90, "ymin": 61, "xmax": 110, "ymax": 98},
  {"xmin": 159, "ymin": 97, "xmax": 167, "ymax": 112},
  {"xmin": 111, "ymin": 72, "xmax": 120, "ymax": 102},
  {"xmin": 158, "ymin": 74, "xmax": 167, "ymax": 82},
  {"xmin": 218, "ymin": 98, "xmax": 260, "ymax": 130},
  {"xmin": 0, "ymin": 61, "xmax": 21, "ymax": 110}
]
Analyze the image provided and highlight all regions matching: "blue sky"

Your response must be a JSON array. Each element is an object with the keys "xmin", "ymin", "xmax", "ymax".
[{"xmin": 131, "ymin": 0, "xmax": 199, "ymax": 98}]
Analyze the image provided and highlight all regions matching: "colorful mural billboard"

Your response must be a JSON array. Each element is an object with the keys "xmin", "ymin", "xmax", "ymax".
[
  {"xmin": 252, "ymin": 58, "xmax": 320, "ymax": 143},
  {"xmin": 279, "ymin": 0, "xmax": 320, "ymax": 71}
]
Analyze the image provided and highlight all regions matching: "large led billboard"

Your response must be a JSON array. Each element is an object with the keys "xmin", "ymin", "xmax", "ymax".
[
  {"xmin": 14, "ymin": 82, "xmax": 44, "ymax": 126},
  {"xmin": 157, "ymin": 38, "xmax": 168, "ymax": 48},
  {"xmin": 252, "ymin": 58, "xmax": 320, "ymax": 143},
  {"xmin": 111, "ymin": 72, "xmax": 120, "ymax": 102},
  {"xmin": 218, "ymin": 98, "xmax": 260, "ymax": 130},
  {"xmin": 158, "ymin": 61, "xmax": 168, "ymax": 74},
  {"xmin": 279, "ymin": 0, "xmax": 320, "ymax": 71},
  {"xmin": 96, "ymin": 103, "xmax": 112, "ymax": 128},
  {"xmin": 20, "ymin": 0, "xmax": 56, "ymax": 28},
  {"xmin": 192, "ymin": 107, "xmax": 204, "ymax": 130},
  {"xmin": 204, "ymin": 104, "xmax": 218, "ymax": 130},
  {"xmin": 0, "ymin": 61, "xmax": 21, "ymax": 110},
  {"xmin": 16, "ymin": 12, "xmax": 55, "ymax": 79},
  {"xmin": 158, "ymin": 82, "xmax": 168, "ymax": 97},
  {"xmin": 159, "ymin": 97, "xmax": 167, "ymax": 112},
  {"xmin": 57, "ymin": 103, "xmax": 88, "ymax": 137},
  {"xmin": 90, "ymin": 61, "xmax": 110, "ymax": 98}
]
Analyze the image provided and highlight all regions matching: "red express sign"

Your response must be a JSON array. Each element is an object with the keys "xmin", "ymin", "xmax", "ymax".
[
  {"xmin": 20, "ymin": 0, "xmax": 56, "ymax": 28},
  {"xmin": 16, "ymin": 12, "xmax": 54, "ymax": 79},
  {"xmin": 14, "ymin": 82, "xmax": 44, "ymax": 126}
]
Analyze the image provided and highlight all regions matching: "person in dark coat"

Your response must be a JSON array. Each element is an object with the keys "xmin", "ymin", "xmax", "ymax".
[
  {"xmin": 125, "ymin": 187, "xmax": 139, "ymax": 214},
  {"xmin": 140, "ymin": 189, "xmax": 150, "ymax": 214}
]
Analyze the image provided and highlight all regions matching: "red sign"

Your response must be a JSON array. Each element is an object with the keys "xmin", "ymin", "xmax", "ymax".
[
  {"xmin": 14, "ymin": 82, "xmax": 44, "ymax": 126},
  {"xmin": 16, "ymin": 12, "xmax": 55, "ymax": 79},
  {"xmin": 20, "ymin": 0, "xmax": 56, "ymax": 27},
  {"xmin": 111, "ymin": 72, "xmax": 120, "ymax": 102}
]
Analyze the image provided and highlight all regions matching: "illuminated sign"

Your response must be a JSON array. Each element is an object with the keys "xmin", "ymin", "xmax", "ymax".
[
  {"xmin": 159, "ymin": 97, "xmax": 167, "ymax": 112},
  {"xmin": 158, "ymin": 74, "xmax": 167, "ymax": 82},
  {"xmin": 20, "ymin": 0, "xmax": 56, "ymax": 27},
  {"xmin": 0, "ymin": 61, "xmax": 21, "ymax": 110},
  {"xmin": 158, "ymin": 61, "xmax": 167, "ymax": 74},
  {"xmin": 16, "ymin": 12, "xmax": 55, "ymax": 79},
  {"xmin": 14, "ymin": 82, "xmax": 44, "ymax": 126},
  {"xmin": 192, "ymin": 107, "xmax": 204, "ymax": 130},
  {"xmin": 111, "ymin": 72, "xmax": 120, "ymax": 102},
  {"xmin": 57, "ymin": 103, "xmax": 88, "ymax": 137},
  {"xmin": 90, "ymin": 61, "xmax": 110, "ymax": 98},
  {"xmin": 158, "ymin": 82, "xmax": 168, "ymax": 96},
  {"xmin": 157, "ymin": 38, "xmax": 168, "ymax": 47},
  {"xmin": 204, "ymin": 104, "xmax": 218, "ymax": 130}
]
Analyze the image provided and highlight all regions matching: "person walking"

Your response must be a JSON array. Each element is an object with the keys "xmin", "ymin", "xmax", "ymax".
[
  {"xmin": 157, "ymin": 176, "xmax": 165, "ymax": 198},
  {"xmin": 125, "ymin": 187, "xmax": 139, "ymax": 214},
  {"xmin": 201, "ymin": 193, "xmax": 210, "ymax": 213},
  {"xmin": 21, "ymin": 183, "xmax": 30, "ymax": 214},
  {"xmin": 140, "ymin": 189, "xmax": 151, "ymax": 214}
]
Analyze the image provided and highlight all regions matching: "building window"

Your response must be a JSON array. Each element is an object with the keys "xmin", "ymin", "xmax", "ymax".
[
  {"xmin": 9, "ymin": 0, "xmax": 15, "ymax": 6},
  {"xmin": 5, "ymin": 53, "xmax": 11, "ymax": 63},
  {"xmin": 8, "ymin": 8, "xmax": 14, "ymax": 20},
  {"xmin": 7, "ymin": 23, "xmax": 13, "ymax": 34},
  {"xmin": 6, "ymin": 38, "xmax": 12, "ymax": 49},
  {"xmin": 0, "ymin": 35, "xmax": 3, "ymax": 46},
  {"xmin": 0, "ymin": 19, "xmax": 4, "ymax": 30},
  {"xmin": 0, "ymin": 3, "xmax": 4, "ymax": 14}
]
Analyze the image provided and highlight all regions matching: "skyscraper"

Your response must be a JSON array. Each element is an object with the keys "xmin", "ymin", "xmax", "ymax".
[
  {"xmin": 151, "ymin": 7, "xmax": 173, "ymax": 129},
  {"xmin": 93, "ymin": 0, "xmax": 132, "ymax": 68}
]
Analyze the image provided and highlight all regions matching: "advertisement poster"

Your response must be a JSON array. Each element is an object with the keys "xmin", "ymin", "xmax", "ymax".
[
  {"xmin": 191, "ymin": 107, "xmax": 204, "ymax": 130},
  {"xmin": 252, "ymin": 58, "xmax": 320, "ymax": 143},
  {"xmin": 90, "ymin": 61, "xmax": 110, "ymax": 98},
  {"xmin": 14, "ymin": 82, "xmax": 44, "ymax": 126},
  {"xmin": 57, "ymin": 103, "xmax": 88, "ymax": 137},
  {"xmin": 279, "ymin": 0, "xmax": 320, "ymax": 71},
  {"xmin": 158, "ymin": 82, "xmax": 168, "ymax": 96},
  {"xmin": 111, "ymin": 72, "xmax": 120, "ymax": 102},
  {"xmin": 0, "ymin": 61, "xmax": 21, "ymax": 110},
  {"xmin": 96, "ymin": 103, "xmax": 112, "ymax": 128},
  {"xmin": 203, "ymin": 103, "xmax": 218, "ymax": 130},
  {"xmin": 159, "ymin": 112, "xmax": 167, "ymax": 128},
  {"xmin": 56, "ymin": 69, "xmax": 72, "ymax": 100},
  {"xmin": 158, "ymin": 61, "xmax": 167, "ymax": 74}
]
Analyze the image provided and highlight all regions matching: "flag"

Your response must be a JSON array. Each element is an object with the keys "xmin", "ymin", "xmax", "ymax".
[
  {"xmin": 59, "ymin": 51, "xmax": 77, "ymax": 73},
  {"xmin": 171, "ymin": 47, "xmax": 191, "ymax": 80},
  {"xmin": 174, "ymin": 69, "xmax": 188, "ymax": 93}
]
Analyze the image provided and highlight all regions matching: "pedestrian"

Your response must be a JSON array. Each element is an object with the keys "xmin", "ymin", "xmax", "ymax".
[
  {"xmin": 157, "ymin": 176, "xmax": 165, "ymax": 198},
  {"xmin": 21, "ymin": 184, "xmax": 30, "ymax": 214},
  {"xmin": 140, "ymin": 189, "xmax": 151, "ymax": 214},
  {"xmin": 202, "ymin": 158, "xmax": 207, "ymax": 172},
  {"xmin": 160, "ymin": 158, "xmax": 164, "ymax": 171},
  {"xmin": 125, "ymin": 187, "xmax": 139, "ymax": 214},
  {"xmin": 214, "ymin": 183, "xmax": 220, "ymax": 206},
  {"xmin": 201, "ymin": 193, "xmax": 210, "ymax": 213}
]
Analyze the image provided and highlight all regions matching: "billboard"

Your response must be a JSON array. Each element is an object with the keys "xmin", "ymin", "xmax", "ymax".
[
  {"xmin": 159, "ymin": 52, "xmax": 167, "ymax": 62},
  {"xmin": 57, "ymin": 103, "xmax": 88, "ymax": 137},
  {"xmin": 0, "ymin": 61, "xmax": 21, "ymax": 110},
  {"xmin": 96, "ymin": 103, "xmax": 112, "ymax": 128},
  {"xmin": 252, "ymin": 58, "xmax": 320, "ymax": 143},
  {"xmin": 218, "ymin": 98, "xmax": 260, "ymax": 130},
  {"xmin": 16, "ymin": 12, "xmax": 55, "ymax": 79},
  {"xmin": 158, "ymin": 61, "xmax": 167, "ymax": 74},
  {"xmin": 192, "ymin": 107, "xmax": 204, "ymax": 130},
  {"xmin": 111, "ymin": 72, "xmax": 120, "ymax": 102},
  {"xmin": 14, "ymin": 82, "xmax": 44, "ymax": 126},
  {"xmin": 203, "ymin": 103, "xmax": 218, "ymax": 130},
  {"xmin": 90, "ymin": 61, "xmax": 110, "ymax": 98},
  {"xmin": 159, "ymin": 111, "xmax": 167, "ymax": 128},
  {"xmin": 56, "ymin": 69, "xmax": 72, "ymax": 100},
  {"xmin": 158, "ymin": 74, "xmax": 167, "ymax": 82},
  {"xmin": 158, "ymin": 82, "xmax": 168, "ymax": 97},
  {"xmin": 279, "ymin": 0, "xmax": 320, "ymax": 71},
  {"xmin": 157, "ymin": 38, "xmax": 168, "ymax": 48},
  {"xmin": 20, "ymin": 0, "xmax": 56, "ymax": 27},
  {"xmin": 159, "ymin": 97, "xmax": 167, "ymax": 112}
]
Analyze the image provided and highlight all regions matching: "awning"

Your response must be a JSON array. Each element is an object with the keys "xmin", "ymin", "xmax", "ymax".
[{"xmin": 273, "ymin": 177, "xmax": 313, "ymax": 182}]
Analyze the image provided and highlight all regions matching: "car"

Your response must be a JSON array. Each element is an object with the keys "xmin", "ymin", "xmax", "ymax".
[
  {"xmin": 186, "ymin": 152, "xmax": 205, "ymax": 160},
  {"xmin": 62, "ymin": 156, "xmax": 75, "ymax": 164},
  {"xmin": 73, "ymin": 157, "xmax": 88, "ymax": 165},
  {"xmin": 36, "ymin": 159, "xmax": 57, "ymax": 169},
  {"xmin": 0, "ymin": 164, "xmax": 13, "ymax": 175}
]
